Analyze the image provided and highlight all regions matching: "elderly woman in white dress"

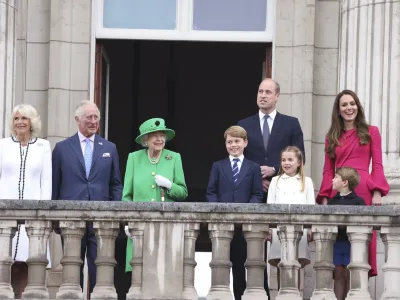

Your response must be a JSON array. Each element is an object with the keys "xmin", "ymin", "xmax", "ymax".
[{"xmin": 0, "ymin": 104, "xmax": 51, "ymax": 298}]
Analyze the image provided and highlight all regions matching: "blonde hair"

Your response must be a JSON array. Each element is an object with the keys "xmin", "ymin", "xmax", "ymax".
[
  {"xmin": 224, "ymin": 126, "xmax": 248, "ymax": 140},
  {"xmin": 336, "ymin": 167, "xmax": 360, "ymax": 191},
  {"xmin": 277, "ymin": 146, "xmax": 306, "ymax": 192},
  {"xmin": 9, "ymin": 104, "xmax": 42, "ymax": 138}
]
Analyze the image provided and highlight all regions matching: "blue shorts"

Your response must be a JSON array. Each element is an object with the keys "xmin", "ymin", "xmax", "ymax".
[{"xmin": 333, "ymin": 240, "xmax": 351, "ymax": 266}]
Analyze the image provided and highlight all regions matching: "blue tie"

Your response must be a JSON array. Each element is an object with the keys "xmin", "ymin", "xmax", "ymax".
[
  {"xmin": 232, "ymin": 158, "xmax": 240, "ymax": 184},
  {"xmin": 84, "ymin": 139, "xmax": 92, "ymax": 179}
]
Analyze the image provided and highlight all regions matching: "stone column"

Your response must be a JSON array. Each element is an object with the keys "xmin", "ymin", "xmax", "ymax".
[
  {"xmin": 182, "ymin": 223, "xmax": 200, "ymax": 300},
  {"xmin": 0, "ymin": 0, "xmax": 16, "ymax": 138},
  {"xmin": 22, "ymin": 220, "xmax": 52, "ymax": 299},
  {"xmin": 380, "ymin": 227, "xmax": 400, "ymax": 300},
  {"xmin": 310, "ymin": 225, "xmax": 337, "ymax": 300},
  {"xmin": 207, "ymin": 223, "xmax": 234, "ymax": 300},
  {"xmin": 346, "ymin": 226, "xmax": 372, "ymax": 300},
  {"xmin": 339, "ymin": 0, "xmax": 400, "ymax": 203},
  {"xmin": 126, "ymin": 222, "xmax": 146, "ymax": 300},
  {"xmin": 56, "ymin": 221, "xmax": 86, "ymax": 299},
  {"xmin": 91, "ymin": 221, "xmax": 119, "ymax": 300},
  {"xmin": 275, "ymin": 224, "xmax": 303, "ymax": 300},
  {"xmin": 0, "ymin": 220, "xmax": 17, "ymax": 299},
  {"xmin": 242, "ymin": 224, "xmax": 268, "ymax": 300}
]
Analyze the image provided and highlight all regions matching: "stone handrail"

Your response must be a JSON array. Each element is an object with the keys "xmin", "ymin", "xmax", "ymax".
[{"xmin": 0, "ymin": 200, "xmax": 399, "ymax": 300}]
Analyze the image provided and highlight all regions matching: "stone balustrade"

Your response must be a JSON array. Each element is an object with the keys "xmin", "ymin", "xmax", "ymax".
[{"xmin": 0, "ymin": 200, "xmax": 399, "ymax": 300}]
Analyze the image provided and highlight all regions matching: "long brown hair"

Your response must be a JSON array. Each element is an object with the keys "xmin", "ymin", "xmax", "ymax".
[
  {"xmin": 325, "ymin": 90, "xmax": 370, "ymax": 158},
  {"xmin": 277, "ymin": 146, "xmax": 306, "ymax": 192}
]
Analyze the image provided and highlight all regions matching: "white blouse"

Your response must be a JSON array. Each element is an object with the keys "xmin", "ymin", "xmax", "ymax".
[
  {"xmin": 0, "ymin": 137, "xmax": 52, "ymax": 265},
  {"xmin": 267, "ymin": 173, "xmax": 315, "ymax": 205}
]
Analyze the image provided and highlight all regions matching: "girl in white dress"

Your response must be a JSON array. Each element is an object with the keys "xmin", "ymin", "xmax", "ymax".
[
  {"xmin": 267, "ymin": 146, "xmax": 315, "ymax": 289},
  {"xmin": 0, "ymin": 104, "xmax": 51, "ymax": 298}
]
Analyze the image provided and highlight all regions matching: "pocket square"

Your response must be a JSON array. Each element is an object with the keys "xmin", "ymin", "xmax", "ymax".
[{"xmin": 102, "ymin": 153, "xmax": 111, "ymax": 157}]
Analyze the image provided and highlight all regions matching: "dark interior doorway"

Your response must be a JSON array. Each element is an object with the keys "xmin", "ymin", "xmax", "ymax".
[{"xmin": 101, "ymin": 39, "xmax": 272, "ymax": 202}]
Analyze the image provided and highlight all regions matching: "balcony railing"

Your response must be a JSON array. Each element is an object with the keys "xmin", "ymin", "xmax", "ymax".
[{"xmin": 0, "ymin": 200, "xmax": 399, "ymax": 300}]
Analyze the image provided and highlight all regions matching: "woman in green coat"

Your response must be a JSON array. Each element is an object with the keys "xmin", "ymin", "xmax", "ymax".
[{"xmin": 123, "ymin": 118, "xmax": 188, "ymax": 272}]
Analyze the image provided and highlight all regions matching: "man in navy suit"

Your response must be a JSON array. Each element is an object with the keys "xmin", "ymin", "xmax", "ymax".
[
  {"xmin": 206, "ymin": 126, "xmax": 263, "ymax": 300},
  {"xmin": 238, "ymin": 78, "xmax": 305, "ymax": 298},
  {"xmin": 52, "ymin": 100, "xmax": 122, "ymax": 294}
]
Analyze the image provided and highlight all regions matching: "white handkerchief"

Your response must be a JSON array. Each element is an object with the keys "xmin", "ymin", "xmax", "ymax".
[{"xmin": 102, "ymin": 153, "xmax": 110, "ymax": 157}]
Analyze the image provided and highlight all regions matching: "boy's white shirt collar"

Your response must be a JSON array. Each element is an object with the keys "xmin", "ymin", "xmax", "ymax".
[{"xmin": 229, "ymin": 155, "xmax": 244, "ymax": 163}]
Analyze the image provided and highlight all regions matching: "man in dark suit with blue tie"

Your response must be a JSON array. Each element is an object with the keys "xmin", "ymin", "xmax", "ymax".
[
  {"xmin": 206, "ymin": 126, "xmax": 263, "ymax": 300},
  {"xmin": 238, "ymin": 78, "xmax": 305, "ymax": 297},
  {"xmin": 52, "ymin": 100, "xmax": 122, "ymax": 294}
]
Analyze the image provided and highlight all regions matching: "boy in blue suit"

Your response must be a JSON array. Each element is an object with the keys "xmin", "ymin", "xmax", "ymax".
[{"xmin": 206, "ymin": 126, "xmax": 263, "ymax": 300}]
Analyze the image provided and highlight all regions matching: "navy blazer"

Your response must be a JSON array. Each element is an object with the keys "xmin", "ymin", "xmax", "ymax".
[
  {"xmin": 206, "ymin": 157, "xmax": 263, "ymax": 203},
  {"xmin": 238, "ymin": 112, "xmax": 305, "ymax": 177},
  {"xmin": 52, "ymin": 133, "xmax": 122, "ymax": 201}
]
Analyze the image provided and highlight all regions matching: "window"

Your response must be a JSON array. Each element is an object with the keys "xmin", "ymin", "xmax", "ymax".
[{"xmin": 95, "ymin": 0, "xmax": 274, "ymax": 42}]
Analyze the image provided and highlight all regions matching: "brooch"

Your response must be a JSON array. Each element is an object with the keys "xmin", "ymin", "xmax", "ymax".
[{"xmin": 165, "ymin": 154, "xmax": 172, "ymax": 160}]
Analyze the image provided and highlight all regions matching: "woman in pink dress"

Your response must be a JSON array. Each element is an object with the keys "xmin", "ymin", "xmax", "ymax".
[{"xmin": 316, "ymin": 90, "xmax": 390, "ymax": 277}]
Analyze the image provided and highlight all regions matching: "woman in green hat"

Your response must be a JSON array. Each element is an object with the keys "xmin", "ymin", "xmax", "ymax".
[{"xmin": 122, "ymin": 118, "xmax": 188, "ymax": 272}]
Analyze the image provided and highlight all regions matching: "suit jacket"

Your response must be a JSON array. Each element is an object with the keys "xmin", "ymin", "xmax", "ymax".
[
  {"xmin": 238, "ymin": 112, "xmax": 305, "ymax": 177},
  {"xmin": 52, "ymin": 133, "xmax": 122, "ymax": 201},
  {"xmin": 206, "ymin": 157, "xmax": 263, "ymax": 203},
  {"xmin": 122, "ymin": 149, "xmax": 188, "ymax": 203}
]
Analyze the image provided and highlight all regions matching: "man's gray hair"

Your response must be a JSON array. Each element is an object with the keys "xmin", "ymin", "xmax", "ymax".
[{"xmin": 74, "ymin": 100, "xmax": 100, "ymax": 120}]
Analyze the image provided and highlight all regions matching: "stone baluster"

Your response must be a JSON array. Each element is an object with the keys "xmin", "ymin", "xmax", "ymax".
[
  {"xmin": 276, "ymin": 224, "xmax": 303, "ymax": 300},
  {"xmin": 380, "ymin": 227, "xmax": 400, "ymax": 300},
  {"xmin": 0, "ymin": 220, "xmax": 17, "ymax": 299},
  {"xmin": 22, "ymin": 220, "xmax": 52, "ymax": 299},
  {"xmin": 310, "ymin": 225, "xmax": 337, "ymax": 300},
  {"xmin": 346, "ymin": 226, "xmax": 372, "ymax": 300},
  {"xmin": 182, "ymin": 223, "xmax": 200, "ymax": 300},
  {"xmin": 56, "ymin": 221, "xmax": 86, "ymax": 299},
  {"xmin": 91, "ymin": 221, "xmax": 120, "ymax": 300},
  {"xmin": 126, "ymin": 222, "xmax": 146, "ymax": 300},
  {"xmin": 207, "ymin": 223, "xmax": 234, "ymax": 300},
  {"xmin": 242, "ymin": 224, "xmax": 268, "ymax": 300}
]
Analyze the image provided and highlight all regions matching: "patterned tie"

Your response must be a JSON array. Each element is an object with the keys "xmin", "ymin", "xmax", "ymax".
[
  {"xmin": 84, "ymin": 138, "xmax": 93, "ymax": 179},
  {"xmin": 263, "ymin": 115, "xmax": 270, "ymax": 150},
  {"xmin": 232, "ymin": 158, "xmax": 240, "ymax": 184}
]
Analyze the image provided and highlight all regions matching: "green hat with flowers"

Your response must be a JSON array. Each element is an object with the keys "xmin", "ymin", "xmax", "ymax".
[{"xmin": 135, "ymin": 118, "xmax": 175, "ymax": 145}]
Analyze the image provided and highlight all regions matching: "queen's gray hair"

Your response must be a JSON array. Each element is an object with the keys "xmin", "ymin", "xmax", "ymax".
[
  {"xmin": 9, "ymin": 104, "xmax": 42, "ymax": 138},
  {"xmin": 74, "ymin": 100, "xmax": 101, "ymax": 120}
]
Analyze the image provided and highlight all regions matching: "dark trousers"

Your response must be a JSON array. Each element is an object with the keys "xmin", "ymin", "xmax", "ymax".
[
  {"xmin": 80, "ymin": 227, "xmax": 97, "ymax": 294},
  {"xmin": 230, "ymin": 230, "xmax": 270, "ymax": 300}
]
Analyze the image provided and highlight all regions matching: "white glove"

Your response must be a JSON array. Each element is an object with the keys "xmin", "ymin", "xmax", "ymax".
[
  {"xmin": 124, "ymin": 225, "xmax": 131, "ymax": 238},
  {"xmin": 155, "ymin": 175, "xmax": 172, "ymax": 190}
]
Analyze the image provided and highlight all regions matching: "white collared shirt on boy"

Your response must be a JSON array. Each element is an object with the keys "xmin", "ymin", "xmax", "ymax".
[{"xmin": 229, "ymin": 154, "xmax": 244, "ymax": 172}]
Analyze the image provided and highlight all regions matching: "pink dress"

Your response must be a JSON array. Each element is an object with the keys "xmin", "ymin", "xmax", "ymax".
[{"xmin": 317, "ymin": 126, "xmax": 390, "ymax": 277}]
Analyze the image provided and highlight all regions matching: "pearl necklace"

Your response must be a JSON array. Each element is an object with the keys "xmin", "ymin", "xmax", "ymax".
[{"xmin": 147, "ymin": 150, "xmax": 162, "ymax": 165}]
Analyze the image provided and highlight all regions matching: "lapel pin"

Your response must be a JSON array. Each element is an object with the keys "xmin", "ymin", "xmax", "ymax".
[{"xmin": 99, "ymin": 142, "xmax": 103, "ymax": 145}]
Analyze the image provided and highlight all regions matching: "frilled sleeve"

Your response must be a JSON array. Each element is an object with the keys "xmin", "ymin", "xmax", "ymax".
[
  {"xmin": 366, "ymin": 126, "xmax": 390, "ymax": 196},
  {"xmin": 316, "ymin": 138, "xmax": 335, "ymax": 204}
]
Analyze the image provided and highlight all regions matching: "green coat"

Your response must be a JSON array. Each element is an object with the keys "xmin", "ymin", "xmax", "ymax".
[{"xmin": 122, "ymin": 149, "xmax": 188, "ymax": 272}]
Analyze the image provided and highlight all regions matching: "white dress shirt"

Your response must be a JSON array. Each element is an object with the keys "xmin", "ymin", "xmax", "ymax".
[
  {"xmin": 229, "ymin": 154, "xmax": 244, "ymax": 172},
  {"xmin": 259, "ymin": 109, "xmax": 277, "ymax": 135},
  {"xmin": 78, "ymin": 131, "xmax": 95, "ymax": 156},
  {"xmin": 267, "ymin": 173, "xmax": 315, "ymax": 205}
]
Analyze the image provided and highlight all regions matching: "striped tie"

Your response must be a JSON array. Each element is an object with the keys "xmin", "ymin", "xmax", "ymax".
[{"xmin": 232, "ymin": 158, "xmax": 240, "ymax": 184}]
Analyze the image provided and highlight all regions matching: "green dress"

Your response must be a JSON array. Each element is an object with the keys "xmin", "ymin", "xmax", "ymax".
[{"xmin": 122, "ymin": 149, "xmax": 188, "ymax": 272}]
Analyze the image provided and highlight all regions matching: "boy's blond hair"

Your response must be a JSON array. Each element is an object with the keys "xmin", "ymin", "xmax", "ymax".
[
  {"xmin": 335, "ymin": 167, "xmax": 360, "ymax": 191},
  {"xmin": 224, "ymin": 126, "xmax": 248, "ymax": 140}
]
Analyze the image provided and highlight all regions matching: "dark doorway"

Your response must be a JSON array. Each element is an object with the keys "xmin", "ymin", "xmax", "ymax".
[{"xmin": 101, "ymin": 39, "xmax": 271, "ymax": 202}]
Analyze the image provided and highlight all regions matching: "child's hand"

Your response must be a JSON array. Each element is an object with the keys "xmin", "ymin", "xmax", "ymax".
[
  {"xmin": 267, "ymin": 229, "xmax": 273, "ymax": 242},
  {"xmin": 307, "ymin": 229, "xmax": 313, "ymax": 243}
]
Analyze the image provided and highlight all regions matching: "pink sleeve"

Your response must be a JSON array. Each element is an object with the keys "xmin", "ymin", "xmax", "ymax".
[
  {"xmin": 367, "ymin": 126, "xmax": 390, "ymax": 196},
  {"xmin": 316, "ymin": 138, "xmax": 335, "ymax": 204}
]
